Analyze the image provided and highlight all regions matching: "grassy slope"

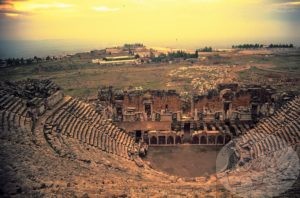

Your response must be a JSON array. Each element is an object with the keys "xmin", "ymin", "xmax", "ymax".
[
  {"xmin": 1, "ymin": 49, "xmax": 299, "ymax": 98},
  {"xmin": 0, "ymin": 58, "xmax": 186, "ymax": 98}
]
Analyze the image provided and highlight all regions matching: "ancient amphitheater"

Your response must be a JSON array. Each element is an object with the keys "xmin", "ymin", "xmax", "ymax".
[{"xmin": 1, "ymin": 79, "xmax": 300, "ymax": 197}]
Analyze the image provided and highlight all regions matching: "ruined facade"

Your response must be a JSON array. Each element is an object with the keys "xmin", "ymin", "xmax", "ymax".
[{"xmin": 98, "ymin": 83, "xmax": 295, "ymax": 146}]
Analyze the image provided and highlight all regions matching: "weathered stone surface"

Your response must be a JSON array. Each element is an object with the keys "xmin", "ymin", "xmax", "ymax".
[{"xmin": 1, "ymin": 79, "xmax": 300, "ymax": 197}]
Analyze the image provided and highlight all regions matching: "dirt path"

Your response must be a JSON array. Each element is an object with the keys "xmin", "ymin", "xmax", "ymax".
[{"xmin": 255, "ymin": 64, "xmax": 299, "ymax": 75}]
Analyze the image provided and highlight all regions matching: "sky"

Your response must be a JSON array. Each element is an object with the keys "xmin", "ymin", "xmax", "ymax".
[{"xmin": 0, "ymin": 0, "xmax": 300, "ymax": 50}]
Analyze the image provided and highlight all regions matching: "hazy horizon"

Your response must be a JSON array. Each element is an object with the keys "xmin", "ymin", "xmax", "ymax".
[
  {"xmin": 0, "ymin": 38, "xmax": 299, "ymax": 59},
  {"xmin": 1, "ymin": 0, "xmax": 300, "ymax": 58}
]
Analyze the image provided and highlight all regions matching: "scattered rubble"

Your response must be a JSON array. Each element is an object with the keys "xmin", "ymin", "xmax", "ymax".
[{"xmin": 0, "ymin": 79, "xmax": 299, "ymax": 197}]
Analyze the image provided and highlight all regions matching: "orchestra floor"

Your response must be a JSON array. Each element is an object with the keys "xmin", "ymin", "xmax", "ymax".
[{"xmin": 144, "ymin": 145, "xmax": 223, "ymax": 177}]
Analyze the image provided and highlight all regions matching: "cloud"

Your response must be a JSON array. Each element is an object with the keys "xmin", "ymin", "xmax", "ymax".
[
  {"xmin": 92, "ymin": 6, "xmax": 120, "ymax": 12},
  {"xmin": 0, "ymin": 7, "xmax": 23, "ymax": 14},
  {"xmin": 269, "ymin": 0, "xmax": 300, "ymax": 14},
  {"xmin": 0, "ymin": 1, "xmax": 74, "ymax": 18},
  {"xmin": 191, "ymin": 0, "xmax": 220, "ymax": 3},
  {"xmin": 26, "ymin": 3, "xmax": 74, "ymax": 10},
  {"xmin": 0, "ymin": 0, "xmax": 27, "ymax": 6},
  {"xmin": 0, "ymin": 0, "xmax": 28, "ymax": 17},
  {"xmin": 268, "ymin": 0, "xmax": 300, "ymax": 23},
  {"xmin": 276, "ymin": 1, "xmax": 300, "ymax": 6},
  {"xmin": 271, "ymin": 0, "xmax": 300, "ymax": 8}
]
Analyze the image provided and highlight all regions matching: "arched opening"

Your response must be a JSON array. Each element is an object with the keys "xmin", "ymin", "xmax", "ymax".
[
  {"xmin": 135, "ymin": 130, "xmax": 142, "ymax": 143},
  {"xmin": 158, "ymin": 136, "xmax": 166, "ymax": 144},
  {"xmin": 208, "ymin": 136, "xmax": 215, "ymax": 144},
  {"xmin": 192, "ymin": 136, "xmax": 199, "ymax": 144},
  {"xmin": 144, "ymin": 103, "xmax": 152, "ymax": 119},
  {"xmin": 143, "ymin": 131, "xmax": 149, "ymax": 144},
  {"xmin": 198, "ymin": 113, "xmax": 204, "ymax": 121},
  {"xmin": 150, "ymin": 136, "xmax": 157, "ymax": 144},
  {"xmin": 215, "ymin": 112, "xmax": 220, "ymax": 120},
  {"xmin": 184, "ymin": 123, "xmax": 190, "ymax": 132},
  {"xmin": 199, "ymin": 123, "xmax": 204, "ymax": 130},
  {"xmin": 207, "ymin": 123, "xmax": 212, "ymax": 131},
  {"xmin": 155, "ymin": 113, "xmax": 161, "ymax": 121},
  {"xmin": 175, "ymin": 136, "xmax": 182, "ymax": 144},
  {"xmin": 172, "ymin": 113, "xmax": 177, "ymax": 122},
  {"xmin": 200, "ymin": 136, "xmax": 207, "ymax": 144},
  {"xmin": 225, "ymin": 134, "xmax": 231, "ymax": 144},
  {"xmin": 229, "ymin": 126, "xmax": 236, "ymax": 136},
  {"xmin": 167, "ymin": 136, "xmax": 174, "ymax": 144},
  {"xmin": 216, "ymin": 135, "xmax": 224, "ymax": 144}
]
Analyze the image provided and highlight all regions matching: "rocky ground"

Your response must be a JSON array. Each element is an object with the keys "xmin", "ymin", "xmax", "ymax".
[
  {"xmin": 1, "ymin": 88, "xmax": 300, "ymax": 197},
  {"xmin": 2, "ymin": 126, "xmax": 299, "ymax": 197},
  {"xmin": 0, "ymin": 129, "xmax": 228, "ymax": 197}
]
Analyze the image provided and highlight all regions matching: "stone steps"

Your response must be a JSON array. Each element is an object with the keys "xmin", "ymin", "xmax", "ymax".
[
  {"xmin": 238, "ymin": 96, "xmax": 300, "ymax": 159},
  {"xmin": 41, "ymin": 97, "xmax": 136, "ymax": 159}
]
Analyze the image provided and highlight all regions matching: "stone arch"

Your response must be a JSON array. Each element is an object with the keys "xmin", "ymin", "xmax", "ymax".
[
  {"xmin": 167, "ymin": 136, "xmax": 174, "ymax": 144},
  {"xmin": 150, "ymin": 136, "xmax": 157, "ymax": 144},
  {"xmin": 158, "ymin": 136, "xmax": 166, "ymax": 145},
  {"xmin": 192, "ymin": 136, "xmax": 199, "ymax": 144},
  {"xmin": 220, "ymin": 89, "xmax": 234, "ymax": 101},
  {"xmin": 175, "ymin": 136, "xmax": 182, "ymax": 144},
  {"xmin": 225, "ymin": 134, "xmax": 231, "ymax": 144},
  {"xmin": 199, "ymin": 123, "xmax": 204, "ymax": 130},
  {"xmin": 207, "ymin": 123, "xmax": 212, "ymax": 131},
  {"xmin": 217, "ymin": 135, "xmax": 224, "ymax": 144},
  {"xmin": 208, "ymin": 135, "xmax": 216, "ymax": 144},
  {"xmin": 200, "ymin": 135, "xmax": 207, "ymax": 144}
]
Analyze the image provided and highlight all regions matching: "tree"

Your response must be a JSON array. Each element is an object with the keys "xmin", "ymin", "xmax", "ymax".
[
  {"xmin": 195, "ymin": 50, "xmax": 199, "ymax": 58},
  {"xmin": 197, "ymin": 46, "xmax": 212, "ymax": 52},
  {"xmin": 20, "ymin": 58, "xmax": 25, "ymax": 65}
]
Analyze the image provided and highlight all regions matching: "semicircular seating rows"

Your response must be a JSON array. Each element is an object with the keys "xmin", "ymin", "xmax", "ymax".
[
  {"xmin": 228, "ymin": 96, "xmax": 300, "ymax": 168},
  {"xmin": 0, "ymin": 80, "xmax": 137, "ymax": 160},
  {"xmin": 43, "ymin": 97, "xmax": 136, "ymax": 159}
]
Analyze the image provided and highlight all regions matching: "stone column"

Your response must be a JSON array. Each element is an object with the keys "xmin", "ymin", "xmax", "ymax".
[
  {"xmin": 174, "ymin": 135, "xmax": 176, "ymax": 145},
  {"xmin": 194, "ymin": 108, "xmax": 198, "ymax": 121},
  {"xmin": 191, "ymin": 95, "xmax": 194, "ymax": 117},
  {"xmin": 165, "ymin": 136, "xmax": 167, "ymax": 145},
  {"xmin": 206, "ymin": 136, "xmax": 208, "ymax": 144},
  {"xmin": 215, "ymin": 136, "xmax": 217, "ymax": 145}
]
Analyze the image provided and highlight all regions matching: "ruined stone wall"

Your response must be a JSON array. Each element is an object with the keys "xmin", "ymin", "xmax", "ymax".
[
  {"xmin": 122, "ymin": 94, "xmax": 181, "ymax": 112},
  {"xmin": 194, "ymin": 96, "xmax": 223, "ymax": 112},
  {"xmin": 117, "ymin": 121, "xmax": 171, "ymax": 131},
  {"xmin": 232, "ymin": 94, "xmax": 251, "ymax": 109},
  {"xmin": 123, "ymin": 95, "xmax": 143, "ymax": 111},
  {"xmin": 152, "ymin": 95, "xmax": 181, "ymax": 112}
]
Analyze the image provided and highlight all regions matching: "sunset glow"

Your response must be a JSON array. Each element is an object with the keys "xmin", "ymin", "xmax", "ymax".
[{"xmin": 0, "ymin": 0, "xmax": 299, "ymax": 47}]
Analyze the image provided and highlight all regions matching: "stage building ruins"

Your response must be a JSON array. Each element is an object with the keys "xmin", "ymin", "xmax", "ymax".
[{"xmin": 98, "ymin": 83, "xmax": 294, "ymax": 146}]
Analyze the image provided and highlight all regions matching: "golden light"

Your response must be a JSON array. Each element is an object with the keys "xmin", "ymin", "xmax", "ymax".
[{"xmin": 0, "ymin": 0, "xmax": 298, "ymax": 46}]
